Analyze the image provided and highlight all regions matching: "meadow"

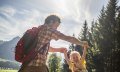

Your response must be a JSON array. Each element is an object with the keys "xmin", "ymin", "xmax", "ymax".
[{"xmin": 0, "ymin": 69, "xmax": 18, "ymax": 72}]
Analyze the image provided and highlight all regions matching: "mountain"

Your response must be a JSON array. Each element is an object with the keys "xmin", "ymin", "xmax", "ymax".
[
  {"xmin": 0, "ymin": 58, "xmax": 20, "ymax": 69},
  {"xmin": 0, "ymin": 40, "xmax": 6, "ymax": 45},
  {"xmin": 0, "ymin": 36, "xmax": 20, "ymax": 61}
]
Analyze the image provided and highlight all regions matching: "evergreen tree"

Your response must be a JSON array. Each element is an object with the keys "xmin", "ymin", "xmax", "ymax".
[
  {"xmin": 95, "ymin": 0, "xmax": 118, "ymax": 71},
  {"xmin": 75, "ymin": 20, "xmax": 94, "ymax": 72},
  {"xmin": 113, "ymin": 5, "xmax": 120, "ymax": 71},
  {"xmin": 95, "ymin": 6, "xmax": 106, "ymax": 72},
  {"xmin": 90, "ymin": 20, "xmax": 105, "ymax": 72},
  {"xmin": 48, "ymin": 53, "xmax": 61, "ymax": 72},
  {"xmin": 75, "ymin": 20, "xmax": 88, "ymax": 55}
]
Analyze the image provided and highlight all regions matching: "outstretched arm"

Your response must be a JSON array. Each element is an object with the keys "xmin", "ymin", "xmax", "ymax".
[
  {"xmin": 63, "ymin": 50, "xmax": 74, "ymax": 72},
  {"xmin": 51, "ymin": 29, "xmax": 88, "ymax": 46},
  {"xmin": 58, "ymin": 34, "xmax": 84, "ymax": 46},
  {"xmin": 48, "ymin": 46, "xmax": 69, "ymax": 64},
  {"xmin": 63, "ymin": 49, "xmax": 70, "ymax": 64},
  {"xmin": 48, "ymin": 46, "xmax": 66, "ymax": 53},
  {"xmin": 82, "ymin": 45, "xmax": 88, "ymax": 59}
]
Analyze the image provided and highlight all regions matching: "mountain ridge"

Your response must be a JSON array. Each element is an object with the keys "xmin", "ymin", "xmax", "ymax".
[{"xmin": 0, "ymin": 36, "xmax": 21, "ymax": 61}]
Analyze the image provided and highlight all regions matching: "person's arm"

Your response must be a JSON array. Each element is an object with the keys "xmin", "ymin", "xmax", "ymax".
[
  {"xmin": 48, "ymin": 46, "xmax": 66, "ymax": 53},
  {"xmin": 51, "ymin": 29, "xmax": 88, "ymax": 46},
  {"xmin": 63, "ymin": 49, "xmax": 70, "ymax": 64},
  {"xmin": 63, "ymin": 50, "xmax": 74, "ymax": 72},
  {"xmin": 59, "ymin": 34, "xmax": 83, "ymax": 46},
  {"xmin": 82, "ymin": 45, "xmax": 88, "ymax": 59}
]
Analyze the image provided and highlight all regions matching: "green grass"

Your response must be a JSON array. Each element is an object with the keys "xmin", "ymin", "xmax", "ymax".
[{"xmin": 0, "ymin": 69, "xmax": 18, "ymax": 72}]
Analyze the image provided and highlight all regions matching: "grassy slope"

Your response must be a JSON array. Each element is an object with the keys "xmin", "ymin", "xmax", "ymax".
[{"xmin": 0, "ymin": 70, "xmax": 18, "ymax": 72}]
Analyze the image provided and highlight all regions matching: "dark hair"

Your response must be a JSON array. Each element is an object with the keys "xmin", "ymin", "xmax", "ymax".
[{"xmin": 44, "ymin": 15, "xmax": 61, "ymax": 24}]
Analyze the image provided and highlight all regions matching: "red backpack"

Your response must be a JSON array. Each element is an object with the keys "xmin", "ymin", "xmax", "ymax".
[{"xmin": 15, "ymin": 27, "xmax": 39, "ymax": 63}]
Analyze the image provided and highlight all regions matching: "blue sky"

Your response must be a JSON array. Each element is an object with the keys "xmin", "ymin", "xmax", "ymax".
[{"xmin": 0, "ymin": 0, "xmax": 120, "ymax": 49}]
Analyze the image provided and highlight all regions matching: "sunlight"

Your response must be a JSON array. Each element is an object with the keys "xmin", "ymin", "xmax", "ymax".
[{"xmin": 51, "ymin": 0, "xmax": 69, "ymax": 17}]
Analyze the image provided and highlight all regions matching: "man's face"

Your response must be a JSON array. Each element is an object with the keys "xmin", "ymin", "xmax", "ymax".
[{"xmin": 52, "ymin": 21, "xmax": 60, "ymax": 29}]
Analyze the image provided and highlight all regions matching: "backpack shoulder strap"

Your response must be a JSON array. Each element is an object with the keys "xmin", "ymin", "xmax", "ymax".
[{"xmin": 23, "ymin": 26, "xmax": 41, "ymax": 55}]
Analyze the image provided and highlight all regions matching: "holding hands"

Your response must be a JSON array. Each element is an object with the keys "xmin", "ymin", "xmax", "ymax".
[
  {"xmin": 58, "ymin": 41, "xmax": 89, "ymax": 54},
  {"xmin": 59, "ymin": 47, "xmax": 67, "ymax": 53}
]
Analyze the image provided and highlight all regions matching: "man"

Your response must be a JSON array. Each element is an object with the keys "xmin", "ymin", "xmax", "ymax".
[{"xmin": 19, "ymin": 15, "xmax": 88, "ymax": 72}]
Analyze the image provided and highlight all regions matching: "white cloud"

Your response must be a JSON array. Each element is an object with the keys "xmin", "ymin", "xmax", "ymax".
[
  {"xmin": 0, "ymin": 17, "xmax": 20, "ymax": 40},
  {"xmin": 0, "ymin": 6, "xmax": 16, "ymax": 16},
  {"xmin": 0, "ymin": 7, "xmax": 42, "ymax": 40},
  {"xmin": 17, "ymin": 9, "xmax": 41, "ymax": 26},
  {"xmin": 0, "ymin": 0, "xmax": 111, "ymax": 48}
]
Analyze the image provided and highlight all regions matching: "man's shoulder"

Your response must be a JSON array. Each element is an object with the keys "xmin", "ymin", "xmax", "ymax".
[
  {"xmin": 27, "ymin": 25, "xmax": 44, "ymax": 32},
  {"xmin": 26, "ymin": 27, "xmax": 37, "ymax": 32},
  {"xmin": 25, "ymin": 26, "xmax": 41, "ymax": 35}
]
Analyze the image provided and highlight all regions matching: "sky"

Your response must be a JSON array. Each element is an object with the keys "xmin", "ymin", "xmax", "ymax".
[{"xmin": 0, "ymin": 0, "xmax": 120, "ymax": 49}]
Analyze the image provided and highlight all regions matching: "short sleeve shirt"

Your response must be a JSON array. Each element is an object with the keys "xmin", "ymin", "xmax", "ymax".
[{"xmin": 28, "ymin": 25, "xmax": 64, "ymax": 66}]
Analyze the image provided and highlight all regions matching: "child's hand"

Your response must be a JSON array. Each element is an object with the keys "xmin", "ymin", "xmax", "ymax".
[
  {"xmin": 82, "ymin": 41, "xmax": 89, "ymax": 48},
  {"xmin": 63, "ymin": 48, "xmax": 67, "ymax": 54},
  {"xmin": 84, "ymin": 44, "xmax": 89, "ymax": 49}
]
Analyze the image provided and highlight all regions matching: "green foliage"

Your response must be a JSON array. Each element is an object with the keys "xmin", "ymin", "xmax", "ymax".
[
  {"xmin": 0, "ymin": 70, "xmax": 18, "ymax": 72},
  {"xmin": 0, "ymin": 58, "xmax": 20, "ymax": 69},
  {"xmin": 48, "ymin": 53, "xmax": 61, "ymax": 72},
  {"xmin": 62, "ymin": 60, "xmax": 71, "ymax": 72},
  {"xmin": 90, "ymin": 0, "xmax": 120, "ymax": 72},
  {"xmin": 48, "ymin": 0, "xmax": 120, "ymax": 72},
  {"xmin": 68, "ymin": 0, "xmax": 120, "ymax": 71}
]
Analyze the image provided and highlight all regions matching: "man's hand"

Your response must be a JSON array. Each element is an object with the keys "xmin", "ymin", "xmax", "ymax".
[{"xmin": 59, "ymin": 47, "xmax": 67, "ymax": 53}]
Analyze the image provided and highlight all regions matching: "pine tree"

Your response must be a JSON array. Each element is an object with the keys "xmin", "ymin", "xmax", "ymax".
[
  {"xmin": 113, "ymin": 5, "xmax": 120, "ymax": 71},
  {"xmin": 75, "ymin": 20, "xmax": 88, "ymax": 55},
  {"xmin": 48, "ymin": 53, "xmax": 61, "ymax": 72},
  {"xmin": 95, "ymin": 0, "xmax": 118, "ymax": 71},
  {"xmin": 94, "ymin": 6, "xmax": 107, "ymax": 72},
  {"xmin": 103, "ymin": 0, "xmax": 116, "ymax": 71},
  {"xmin": 75, "ymin": 20, "xmax": 95, "ymax": 72},
  {"xmin": 91, "ymin": 20, "xmax": 105, "ymax": 72},
  {"xmin": 81, "ymin": 20, "xmax": 88, "ymax": 41}
]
